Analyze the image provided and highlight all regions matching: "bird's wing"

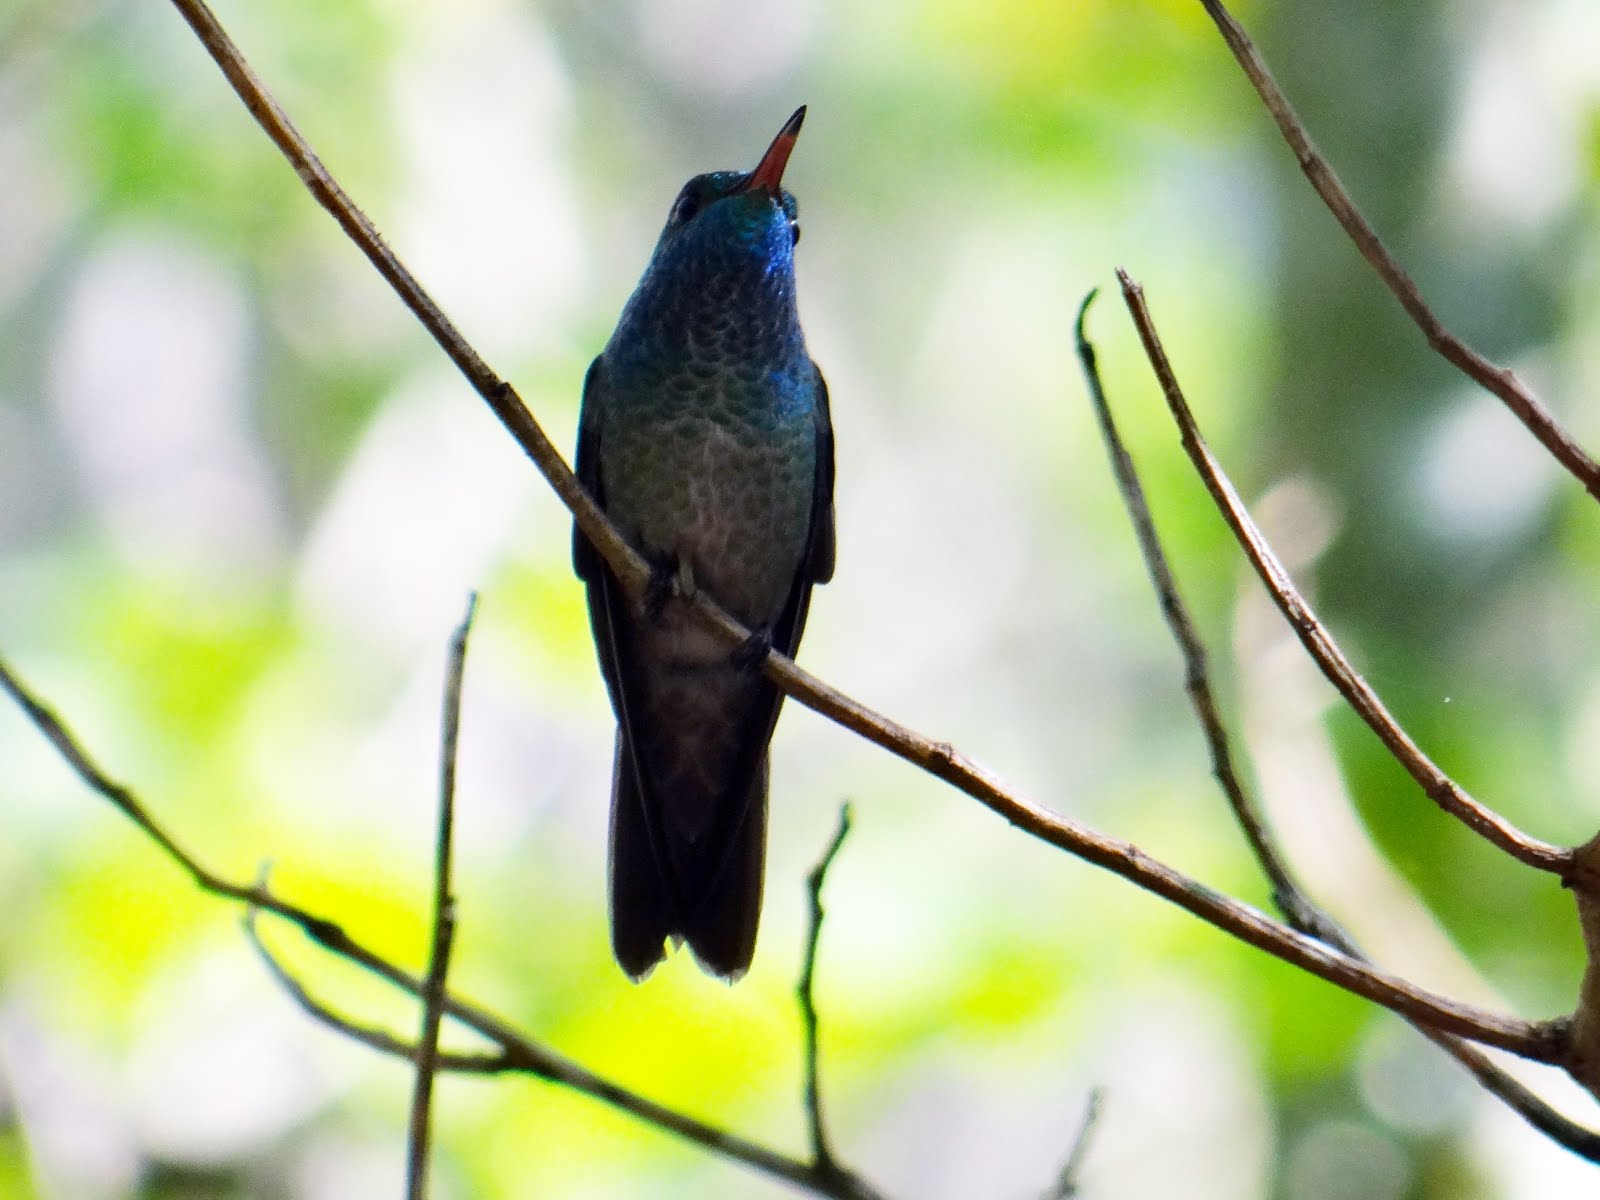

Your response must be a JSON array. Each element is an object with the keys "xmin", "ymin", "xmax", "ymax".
[
  {"xmin": 804, "ymin": 362, "xmax": 836, "ymax": 586},
  {"xmin": 574, "ymin": 354, "xmax": 644, "ymax": 756},
  {"xmin": 576, "ymin": 356, "xmax": 686, "ymax": 950},
  {"xmin": 572, "ymin": 356, "xmax": 604, "ymax": 582},
  {"xmin": 763, "ymin": 361, "xmax": 835, "ymax": 668}
]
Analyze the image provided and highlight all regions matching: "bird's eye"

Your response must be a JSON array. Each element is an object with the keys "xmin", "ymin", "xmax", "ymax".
[
  {"xmin": 669, "ymin": 188, "xmax": 703, "ymax": 227},
  {"xmin": 789, "ymin": 220, "xmax": 801, "ymax": 246}
]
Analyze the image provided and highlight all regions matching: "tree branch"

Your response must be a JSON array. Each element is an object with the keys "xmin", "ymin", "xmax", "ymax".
[
  {"xmin": 2, "ymin": 638, "xmax": 1566, "ymax": 1065},
  {"xmin": 1193, "ymin": 0, "xmax": 1600, "ymax": 501},
  {"xmin": 1073, "ymin": 290, "xmax": 1348, "ymax": 947},
  {"xmin": 1114, "ymin": 269, "xmax": 1570, "ymax": 877},
  {"xmin": 799, "ymin": 804, "xmax": 853, "ymax": 1181},
  {"xmin": 244, "ymin": 902, "xmax": 506, "ymax": 1074},
  {"xmin": 406, "ymin": 594, "xmax": 476, "ymax": 1200},
  {"xmin": 162, "ymin": 0, "xmax": 646, "ymax": 600},
  {"xmin": 0, "ymin": 653, "xmax": 887, "ymax": 1200},
  {"xmin": 1076, "ymin": 289, "xmax": 1600, "ymax": 1159},
  {"xmin": 1039, "ymin": 1089, "xmax": 1103, "ymax": 1200}
]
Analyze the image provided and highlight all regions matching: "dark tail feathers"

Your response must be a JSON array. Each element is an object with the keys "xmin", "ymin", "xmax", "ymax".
[{"xmin": 608, "ymin": 747, "xmax": 767, "ymax": 981}]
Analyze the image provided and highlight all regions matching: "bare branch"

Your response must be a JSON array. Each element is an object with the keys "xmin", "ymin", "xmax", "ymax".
[
  {"xmin": 245, "ymin": 903, "xmax": 506, "ymax": 1075},
  {"xmin": 1187, "ymin": 1, "xmax": 1600, "ymax": 1108},
  {"xmin": 162, "ymin": 0, "xmax": 646, "ymax": 601},
  {"xmin": 3, "ymin": 613, "xmax": 1552, "ymax": 1067},
  {"xmin": 407, "ymin": 595, "xmax": 476, "ymax": 1200},
  {"xmin": 1194, "ymin": 0, "xmax": 1600, "ymax": 500},
  {"xmin": 247, "ymin": 902, "xmax": 892, "ymax": 1198},
  {"xmin": 1114, "ymin": 270, "xmax": 1570, "ymax": 876},
  {"xmin": 1564, "ymin": 836, "xmax": 1600, "ymax": 1099},
  {"xmin": 1039, "ymin": 1089, "xmax": 1103, "ymax": 1200},
  {"xmin": 0, "ymin": 657, "xmax": 888, "ymax": 1200},
  {"xmin": 1073, "ymin": 290, "xmax": 1348, "ymax": 947},
  {"xmin": 800, "ymin": 804, "xmax": 853, "ymax": 1180},
  {"xmin": 1436, "ymin": 1029, "xmax": 1600, "ymax": 1155},
  {"xmin": 0, "ymin": 657, "xmax": 428, "ymax": 988},
  {"xmin": 1076, "ymin": 290, "xmax": 1600, "ymax": 1159}
]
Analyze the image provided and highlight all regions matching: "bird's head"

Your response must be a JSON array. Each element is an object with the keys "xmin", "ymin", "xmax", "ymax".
[
  {"xmin": 607, "ymin": 107, "xmax": 811, "ymax": 368},
  {"xmin": 644, "ymin": 106, "xmax": 806, "ymax": 284}
]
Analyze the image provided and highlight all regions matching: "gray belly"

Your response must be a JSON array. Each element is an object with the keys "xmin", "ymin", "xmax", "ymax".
[{"xmin": 602, "ymin": 415, "xmax": 815, "ymax": 633}]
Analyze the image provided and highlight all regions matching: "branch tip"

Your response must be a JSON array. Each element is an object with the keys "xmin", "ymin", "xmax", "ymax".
[{"xmin": 799, "ymin": 802, "xmax": 856, "ymax": 1179}]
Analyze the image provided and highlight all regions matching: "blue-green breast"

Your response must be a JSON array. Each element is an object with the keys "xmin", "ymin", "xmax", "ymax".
[{"xmin": 594, "ymin": 181, "xmax": 819, "ymax": 625}]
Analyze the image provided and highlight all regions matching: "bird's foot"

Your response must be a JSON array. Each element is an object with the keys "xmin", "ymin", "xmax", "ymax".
[
  {"xmin": 732, "ymin": 625, "xmax": 774, "ymax": 671},
  {"xmin": 643, "ymin": 556, "xmax": 697, "ymax": 621},
  {"xmin": 644, "ymin": 559, "xmax": 675, "ymax": 621}
]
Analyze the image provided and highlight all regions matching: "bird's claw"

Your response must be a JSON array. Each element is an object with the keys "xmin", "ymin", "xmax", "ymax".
[
  {"xmin": 732, "ymin": 626, "xmax": 774, "ymax": 671},
  {"xmin": 644, "ymin": 557, "xmax": 697, "ymax": 621},
  {"xmin": 644, "ymin": 560, "xmax": 675, "ymax": 621}
]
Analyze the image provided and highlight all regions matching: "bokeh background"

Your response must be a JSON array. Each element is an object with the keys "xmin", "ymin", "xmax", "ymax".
[{"xmin": 4, "ymin": 0, "xmax": 1600, "ymax": 1196}]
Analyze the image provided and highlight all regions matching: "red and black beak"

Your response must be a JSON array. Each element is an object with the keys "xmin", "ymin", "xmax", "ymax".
[{"xmin": 741, "ymin": 105, "xmax": 805, "ymax": 197}]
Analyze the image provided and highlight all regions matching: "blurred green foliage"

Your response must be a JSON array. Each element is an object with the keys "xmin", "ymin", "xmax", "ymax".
[{"xmin": 3, "ymin": 0, "xmax": 1600, "ymax": 1197}]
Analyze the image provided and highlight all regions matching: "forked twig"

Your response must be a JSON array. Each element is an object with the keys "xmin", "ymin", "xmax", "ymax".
[
  {"xmin": 1039, "ymin": 1089, "xmax": 1104, "ymax": 1200},
  {"xmin": 244, "ymin": 905, "xmax": 503, "ymax": 1073},
  {"xmin": 406, "ymin": 594, "xmax": 476, "ymax": 1199},
  {"xmin": 0, "ymin": 654, "xmax": 886, "ymax": 1200},
  {"xmin": 1073, "ymin": 290, "xmax": 1348, "ymax": 948},
  {"xmin": 1195, "ymin": 0, "xmax": 1600, "ymax": 501},
  {"xmin": 1115, "ymin": 269, "xmax": 1570, "ymax": 877},
  {"xmin": 800, "ymin": 805, "xmax": 854, "ymax": 1179},
  {"xmin": 1076, "ymin": 290, "xmax": 1600, "ymax": 1160}
]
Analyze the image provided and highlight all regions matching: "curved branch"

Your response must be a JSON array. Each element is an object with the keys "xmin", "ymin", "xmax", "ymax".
[
  {"xmin": 800, "ymin": 804, "xmax": 852, "ymax": 1179},
  {"xmin": 244, "ymin": 905, "xmax": 506, "ymax": 1075},
  {"xmin": 407, "ymin": 593, "xmax": 475, "ymax": 1199},
  {"xmin": 1194, "ymin": 0, "xmax": 1600, "ymax": 502},
  {"xmin": 1073, "ymin": 290, "xmax": 1346, "ymax": 945},
  {"xmin": 1115, "ymin": 269, "xmax": 1571, "ymax": 877},
  {"xmin": 1076, "ymin": 289, "xmax": 1600, "ymax": 1161},
  {"xmin": 0, "ymin": 654, "xmax": 884, "ymax": 1200},
  {"xmin": 1039, "ymin": 1089, "xmax": 1103, "ymax": 1200},
  {"xmin": 242, "ymin": 905, "xmax": 888, "ymax": 1200}
]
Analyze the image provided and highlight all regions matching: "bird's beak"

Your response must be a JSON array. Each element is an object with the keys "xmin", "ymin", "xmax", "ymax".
[{"xmin": 742, "ymin": 105, "xmax": 806, "ymax": 198}]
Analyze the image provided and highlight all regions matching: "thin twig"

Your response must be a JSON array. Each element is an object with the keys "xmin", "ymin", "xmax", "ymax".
[
  {"xmin": 1073, "ymin": 290, "xmax": 1348, "ymax": 947},
  {"xmin": 406, "ymin": 595, "xmax": 476, "ymax": 1200},
  {"xmin": 0, "ymin": 657, "xmax": 887, "ymax": 1200},
  {"xmin": 249, "ymin": 906, "xmax": 891, "ymax": 1200},
  {"xmin": 245, "ymin": 904, "xmax": 506, "ymax": 1074},
  {"xmin": 1195, "ymin": 0, "xmax": 1600, "ymax": 501},
  {"xmin": 1039, "ymin": 1089, "xmax": 1103, "ymax": 1200},
  {"xmin": 1076, "ymin": 290, "xmax": 1600, "ymax": 1161},
  {"xmin": 0, "ymin": 658, "xmax": 416, "ymax": 973},
  {"xmin": 140, "ymin": 0, "xmax": 1573, "ymax": 1066},
  {"xmin": 163, "ymin": 0, "xmax": 646, "ymax": 603},
  {"xmin": 0, "ymin": 637, "xmax": 1563, "ymax": 1068},
  {"xmin": 800, "ymin": 804, "xmax": 853, "ymax": 1178},
  {"xmin": 1115, "ymin": 270, "xmax": 1571, "ymax": 877}
]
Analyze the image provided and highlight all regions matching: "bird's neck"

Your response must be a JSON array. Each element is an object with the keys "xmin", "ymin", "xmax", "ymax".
[{"xmin": 608, "ymin": 256, "xmax": 806, "ymax": 381}]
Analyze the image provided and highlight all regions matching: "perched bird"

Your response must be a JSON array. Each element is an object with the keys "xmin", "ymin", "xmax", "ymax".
[{"xmin": 573, "ymin": 107, "xmax": 835, "ymax": 981}]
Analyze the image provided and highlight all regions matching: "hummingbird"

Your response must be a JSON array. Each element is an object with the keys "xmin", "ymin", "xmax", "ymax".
[{"xmin": 573, "ymin": 107, "xmax": 835, "ymax": 981}]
